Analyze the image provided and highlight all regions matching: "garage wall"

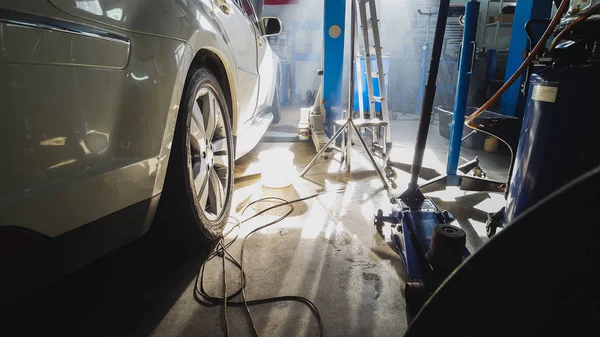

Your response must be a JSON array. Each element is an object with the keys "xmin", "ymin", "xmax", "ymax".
[
  {"xmin": 264, "ymin": 0, "xmax": 324, "ymax": 103},
  {"xmin": 264, "ymin": 0, "xmax": 504, "ymax": 111}
]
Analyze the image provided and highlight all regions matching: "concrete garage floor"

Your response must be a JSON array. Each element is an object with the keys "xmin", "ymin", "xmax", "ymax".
[
  {"xmin": 6, "ymin": 116, "xmax": 509, "ymax": 337},
  {"xmin": 153, "ymin": 116, "xmax": 509, "ymax": 336}
]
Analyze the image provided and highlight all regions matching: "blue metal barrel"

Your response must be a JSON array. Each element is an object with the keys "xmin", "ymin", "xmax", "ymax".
[{"xmin": 505, "ymin": 64, "xmax": 600, "ymax": 223}]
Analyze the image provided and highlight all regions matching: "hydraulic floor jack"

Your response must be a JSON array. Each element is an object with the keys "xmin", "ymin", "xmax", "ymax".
[{"xmin": 375, "ymin": 194, "xmax": 468, "ymax": 314}]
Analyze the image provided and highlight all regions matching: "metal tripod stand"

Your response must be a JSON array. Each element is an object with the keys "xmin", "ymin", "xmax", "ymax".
[{"xmin": 300, "ymin": 0, "xmax": 389, "ymax": 191}]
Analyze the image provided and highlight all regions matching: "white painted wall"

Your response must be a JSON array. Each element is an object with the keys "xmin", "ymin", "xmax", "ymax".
[{"xmin": 264, "ymin": 1, "xmax": 324, "ymax": 102}]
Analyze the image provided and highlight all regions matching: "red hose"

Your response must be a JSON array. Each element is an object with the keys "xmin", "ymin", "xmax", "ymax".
[{"xmin": 548, "ymin": 2, "xmax": 600, "ymax": 52}]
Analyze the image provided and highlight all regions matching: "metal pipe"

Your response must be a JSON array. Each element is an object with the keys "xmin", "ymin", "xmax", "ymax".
[
  {"xmin": 345, "ymin": 0, "xmax": 357, "ymax": 173},
  {"xmin": 300, "ymin": 120, "xmax": 348, "ymax": 177},
  {"xmin": 416, "ymin": 8, "xmax": 436, "ymax": 115},
  {"xmin": 355, "ymin": 21, "xmax": 365, "ymax": 120},
  {"xmin": 461, "ymin": 130, "xmax": 477, "ymax": 142},
  {"xmin": 348, "ymin": 0, "xmax": 356, "ymax": 120},
  {"xmin": 447, "ymin": 0, "xmax": 480, "ymax": 176},
  {"xmin": 357, "ymin": 0, "xmax": 376, "ymax": 117},
  {"xmin": 408, "ymin": 0, "xmax": 452, "ymax": 189},
  {"xmin": 350, "ymin": 121, "xmax": 388, "ymax": 188}
]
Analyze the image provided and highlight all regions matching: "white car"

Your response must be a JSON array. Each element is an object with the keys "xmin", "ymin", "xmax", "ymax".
[{"xmin": 0, "ymin": 0, "xmax": 282, "ymax": 301}]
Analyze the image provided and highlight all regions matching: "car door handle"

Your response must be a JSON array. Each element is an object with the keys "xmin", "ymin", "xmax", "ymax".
[{"xmin": 215, "ymin": 0, "xmax": 231, "ymax": 15}]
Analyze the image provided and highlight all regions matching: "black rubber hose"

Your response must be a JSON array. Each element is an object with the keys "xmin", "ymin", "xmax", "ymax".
[{"xmin": 195, "ymin": 189, "xmax": 345, "ymax": 337}]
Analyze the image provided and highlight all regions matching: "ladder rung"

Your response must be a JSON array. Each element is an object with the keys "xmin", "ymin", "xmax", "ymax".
[
  {"xmin": 373, "ymin": 96, "xmax": 383, "ymax": 102},
  {"xmin": 367, "ymin": 18, "xmax": 379, "ymax": 25}
]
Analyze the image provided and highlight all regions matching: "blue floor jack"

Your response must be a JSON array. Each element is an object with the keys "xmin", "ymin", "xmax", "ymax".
[{"xmin": 375, "ymin": 0, "xmax": 469, "ymax": 316}]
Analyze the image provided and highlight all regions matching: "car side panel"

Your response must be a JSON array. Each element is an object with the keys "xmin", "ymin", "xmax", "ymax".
[
  {"xmin": 0, "ymin": 2, "xmax": 193, "ymax": 237},
  {"xmin": 207, "ymin": 0, "xmax": 259, "ymax": 125},
  {"xmin": 46, "ymin": 0, "xmax": 194, "ymax": 40},
  {"xmin": 0, "ymin": 0, "xmax": 259, "ymax": 239},
  {"xmin": 255, "ymin": 25, "xmax": 270, "ymax": 110},
  {"xmin": 257, "ymin": 43, "xmax": 279, "ymax": 112},
  {"xmin": 42, "ymin": 0, "xmax": 264, "ymax": 145},
  {"xmin": 44, "ymin": 0, "xmax": 248, "ymax": 135}
]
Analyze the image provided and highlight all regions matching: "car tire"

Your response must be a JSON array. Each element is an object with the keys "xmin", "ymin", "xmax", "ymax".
[{"xmin": 161, "ymin": 67, "xmax": 234, "ymax": 240}]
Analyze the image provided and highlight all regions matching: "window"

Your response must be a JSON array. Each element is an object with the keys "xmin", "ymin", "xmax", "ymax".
[
  {"xmin": 239, "ymin": 0, "xmax": 260, "ymax": 28},
  {"xmin": 240, "ymin": 0, "xmax": 254, "ymax": 17}
]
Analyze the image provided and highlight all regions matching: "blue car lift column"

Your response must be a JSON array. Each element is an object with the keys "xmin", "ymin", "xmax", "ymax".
[
  {"xmin": 322, "ymin": 0, "xmax": 346, "ymax": 135},
  {"xmin": 446, "ymin": 0, "xmax": 480, "ymax": 178},
  {"xmin": 425, "ymin": 0, "xmax": 504, "ymax": 193},
  {"xmin": 386, "ymin": 0, "xmax": 505, "ymax": 194},
  {"xmin": 499, "ymin": 0, "xmax": 553, "ymax": 117}
]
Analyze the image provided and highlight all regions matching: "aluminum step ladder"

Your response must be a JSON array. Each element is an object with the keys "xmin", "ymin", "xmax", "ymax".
[
  {"xmin": 300, "ymin": 0, "xmax": 392, "ymax": 191},
  {"xmin": 355, "ymin": 0, "xmax": 392, "ymax": 147}
]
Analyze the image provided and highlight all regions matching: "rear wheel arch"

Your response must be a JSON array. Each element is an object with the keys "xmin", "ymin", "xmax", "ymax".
[{"xmin": 188, "ymin": 48, "xmax": 237, "ymax": 137}]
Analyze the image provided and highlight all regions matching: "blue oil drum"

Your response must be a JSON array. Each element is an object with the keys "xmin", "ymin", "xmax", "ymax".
[
  {"xmin": 505, "ymin": 64, "xmax": 600, "ymax": 223},
  {"xmin": 353, "ymin": 55, "xmax": 390, "ymax": 113}
]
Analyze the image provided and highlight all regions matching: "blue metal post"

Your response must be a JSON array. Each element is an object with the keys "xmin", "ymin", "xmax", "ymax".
[
  {"xmin": 446, "ymin": 0, "xmax": 480, "ymax": 176},
  {"xmin": 499, "ymin": 0, "xmax": 552, "ymax": 117},
  {"xmin": 322, "ymin": 0, "xmax": 346, "ymax": 135}
]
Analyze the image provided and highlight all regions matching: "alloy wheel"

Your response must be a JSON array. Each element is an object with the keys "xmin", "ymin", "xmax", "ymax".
[{"xmin": 188, "ymin": 86, "xmax": 230, "ymax": 221}]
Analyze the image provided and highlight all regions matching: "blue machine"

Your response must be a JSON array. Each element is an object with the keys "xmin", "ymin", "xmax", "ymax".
[
  {"xmin": 353, "ymin": 55, "xmax": 390, "ymax": 113},
  {"xmin": 504, "ymin": 64, "xmax": 600, "ymax": 223},
  {"xmin": 483, "ymin": 2, "xmax": 600, "ymax": 236},
  {"xmin": 500, "ymin": 0, "xmax": 553, "ymax": 117}
]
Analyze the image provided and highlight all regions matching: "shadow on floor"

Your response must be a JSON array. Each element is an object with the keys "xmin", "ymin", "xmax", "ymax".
[
  {"xmin": 4, "ymin": 207, "xmax": 213, "ymax": 337},
  {"xmin": 168, "ymin": 181, "xmax": 408, "ymax": 337},
  {"xmin": 388, "ymin": 119, "xmax": 511, "ymax": 182}
]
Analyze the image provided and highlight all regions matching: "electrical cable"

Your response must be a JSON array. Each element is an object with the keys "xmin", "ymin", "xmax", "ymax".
[
  {"xmin": 548, "ymin": 2, "xmax": 600, "ymax": 52},
  {"xmin": 195, "ymin": 189, "xmax": 345, "ymax": 337},
  {"xmin": 221, "ymin": 236, "xmax": 229, "ymax": 336}
]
